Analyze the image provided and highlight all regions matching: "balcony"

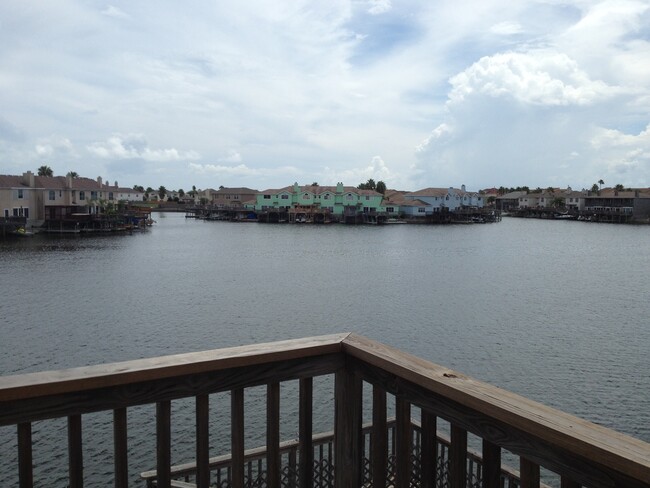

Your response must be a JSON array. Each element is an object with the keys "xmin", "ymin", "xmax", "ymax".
[{"xmin": 1, "ymin": 333, "xmax": 648, "ymax": 488}]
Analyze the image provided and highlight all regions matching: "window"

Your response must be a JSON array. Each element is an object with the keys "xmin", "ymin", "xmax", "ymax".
[
  {"xmin": 446, "ymin": 196, "xmax": 449, "ymax": 200},
  {"xmin": 226, "ymin": 195, "xmax": 231, "ymax": 199},
  {"xmin": 91, "ymin": 191, "xmax": 97, "ymax": 200},
  {"xmin": 13, "ymin": 208, "xmax": 29, "ymax": 217},
  {"xmin": 418, "ymin": 207, "xmax": 425, "ymax": 213},
  {"xmin": 4, "ymin": 209, "xmax": 8, "ymax": 218},
  {"xmin": 303, "ymin": 193, "xmax": 310, "ymax": 199},
  {"xmin": 109, "ymin": 192, "xmax": 114, "ymax": 200},
  {"xmin": 79, "ymin": 191, "xmax": 86, "ymax": 201},
  {"xmin": 387, "ymin": 207, "xmax": 394, "ymax": 213},
  {"xmin": 17, "ymin": 189, "xmax": 24, "ymax": 199},
  {"xmin": 264, "ymin": 195, "xmax": 271, "ymax": 199},
  {"xmin": 346, "ymin": 193, "xmax": 353, "ymax": 200},
  {"xmin": 49, "ymin": 190, "xmax": 56, "ymax": 201},
  {"xmin": 281, "ymin": 194, "xmax": 289, "ymax": 200},
  {"xmin": 365, "ymin": 196, "xmax": 370, "ymax": 200},
  {"xmin": 323, "ymin": 194, "xmax": 330, "ymax": 200}
]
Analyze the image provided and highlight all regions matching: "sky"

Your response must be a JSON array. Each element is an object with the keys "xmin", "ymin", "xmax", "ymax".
[{"xmin": 1, "ymin": 1, "xmax": 650, "ymax": 192}]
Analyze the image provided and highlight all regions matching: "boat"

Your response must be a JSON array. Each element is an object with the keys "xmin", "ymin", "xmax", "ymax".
[{"xmin": 12, "ymin": 227, "xmax": 35, "ymax": 237}]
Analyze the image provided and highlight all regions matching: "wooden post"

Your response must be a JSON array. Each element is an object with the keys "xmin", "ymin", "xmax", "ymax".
[
  {"xmin": 395, "ymin": 397, "xmax": 411, "ymax": 488},
  {"xmin": 482, "ymin": 440, "xmax": 501, "ymax": 488},
  {"xmin": 267, "ymin": 382, "xmax": 280, "ymax": 488},
  {"xmin": 298, "ymin": 378, "xmax": 313, "ymax": 488},
  {"xmin": 113, "ymin": 408, "xmax": 128, "ymax": 488},
  {"xmin": 372, "ymin": 387, "xmax": 387, "ymax": 488},
  {"xmin": 196, "ymin": 395, "xmax": 210, "ymax": 488},
  {"xmin": 420, "ymin": 410, "xmax": 437, "ymax": 488},
  {"xmin": 520, "ymin": 457, "xmax": 540, "ymax": 488},
  {"xmin": 68, "ymin": 414, "xmax": 83, "ymax": 488},
  {"xmin": 156, "ymin": 401, "xmax": 171, "ymax": 488},
  {"xmin": 231, "ymin": 388, "xmax": 245, "ymax": 488},
  {"xmin": 334, "ymin": 368, "xmax": 362, "ymax": 488},
  {"xmin": 17, "ymin": 423, "xmax": 33, "ymax": 488},
  {"xmin": 449, "ymin": 425, "xmax": 467, "ymax": 488}
]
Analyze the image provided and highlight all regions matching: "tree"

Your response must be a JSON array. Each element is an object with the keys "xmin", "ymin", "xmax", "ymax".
[
  {"xmin": 66, "ymin": 171, "xmax": 78, "ymax": 178},
  {"xmin": 615, "ymin": 183, "xmax": 624, "ymax": 191},
  {"xmin": 598, "ymin": 179, "xmax": 604, "ymax": 190},
  {"xmin": 133, "ymin": 185, "xmax": 144, "ymax": 192},
  {"xmin": 38, "ymin": 165, "xmax": 53, "ymax": 177},
  {"xmin": 179, "ymin": 189, "xmax": 185, "ymax": 197},
  {"xmin": 158, "ymin": 186, "xmax": 167, "ymax": 200},
  {"xmin": 357, "ymin": 178, "xmax": 376, "ymax": 190},
  {"xmin": 311, "ymin": 182, "xmax": 319, "ymax": 187},
  {"xmin": 591, "ymin": 183, "xmax": 599, "ymax": 193},
  {"xmin": 376, "ymin": 181, "xmax": 386, "ymax": 194}
]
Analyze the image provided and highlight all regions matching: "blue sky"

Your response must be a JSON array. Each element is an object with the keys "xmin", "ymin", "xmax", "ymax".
[{"xmin": 1, "ymin": 1, "xmax": 649, "ymax": 192}]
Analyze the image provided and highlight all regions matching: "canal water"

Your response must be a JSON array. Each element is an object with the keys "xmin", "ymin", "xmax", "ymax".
[{"xmin": 1, "ymin": 213, "xmax": 649, "ymax": 486}]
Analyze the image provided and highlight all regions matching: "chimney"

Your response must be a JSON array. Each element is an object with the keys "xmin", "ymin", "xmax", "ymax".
[
  {"xmin": 114, "ymin": 181, "xmax": 118, "ymax": 188},
  {"xmin": 22, "ymin": 171, "xmax": 35, "ymax": 188},
  {"xmin": 97, "ymin": 176, "xmax": 103, "ymax": 187},
  {"xmin": 66, "ymin": 174, "xmax": 73, "ymax": 188},
  {"xmin": 461, "ymin": 184, "xmax": 466, "ymax": 192}
]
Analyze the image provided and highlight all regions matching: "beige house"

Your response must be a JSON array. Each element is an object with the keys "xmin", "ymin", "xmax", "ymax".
[
  {"xmin": 1, "ymin": 171, "xmax": 143, "ymax": 226},
  {"xmin": 209, "ymin": 187, "xmax": 258, "ymax": 207}
]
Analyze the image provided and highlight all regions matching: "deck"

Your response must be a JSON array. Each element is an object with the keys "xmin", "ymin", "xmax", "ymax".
[{"xmin": 0, "ymin": 333, "xmax": 648, "ymax": 487}]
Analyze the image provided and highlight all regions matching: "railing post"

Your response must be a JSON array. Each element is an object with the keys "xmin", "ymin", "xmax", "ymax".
[
  {"xmin": 449, "ymin": 425, "xmax": 467, "ymax": 488},
  {"xmin": 482, "ymin": 440, "xmax": 501, "ymax": 488},
  {"xmin": 372, "ymin": 387, "xmax": 387, "ymax": 488},
  {"xmin": 267, "ymin": 382, "xmax": 281, "ymax": 488},
  {"xmin": 231, "ymin": 388, "xmax": 245, "ymax": 488},
  {"xmin": 299, "ymin": 377, "xmax": 313, "ymax": 488},
  {"xmin": 156, "ymin": 401, "xmax": 171, "ymax": 488},
  {"xmin": 68, "ymin": 414, "xmax": 84, "ymax": 488},
  {"xmin": 17, "ymin": 422, "xmax": 33, "ymax": 488},
  {"xmin": 196, "ymin": 394, "xmax": 210, "ymax": 488},
  {"xmin": 395, "ymin": 397, "xmax": 411, "ymax": 488},
  {"xmin": 420, "ymin": 410, "xmax": 437, "ymax": 488},
  {"xmin": 334, "ymin": 368, "xmax": 362, "ymax": 488},
  {"xmin": 520, "ymin": 457, "xmax": 540, "ymax": 488},
  {"xmin": 113, "ymin": 408, "xmax": 128, "ymax": 488}
]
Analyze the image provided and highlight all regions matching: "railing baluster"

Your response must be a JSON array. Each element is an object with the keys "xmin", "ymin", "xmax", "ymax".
[
  {"xmin": 156, "ymin": 401, "xmax": 171, "ymax": 488},
  {"xmin": 395, "ymin": 397, "xmax": 411, "ymax": 488},
  {"xmin": 17, "ymin": 422, "xmax": 33, "ymax": 488},
  {"xmin": 68, "ymin": 414, "xmax": 84, "ymax": 488},
  {"xmin": 231, "ymin": 388, "xmax": 245, "ymax": 488},
  {"xmin": 334, "ymin": 368, "xmax": 362, "ymax": 488},
  {"xmin": 520, "ymin": 457, "xmax": 540, "ymax": 488},
  {"xmin": 449, "ymin": 425, "xmax": 467, "ymax": 488},
  {"xmin": 298, "ymin": 377, "xmax": 313, "ymax": 488},
  {"xmin": 196, "ymin": 394, "xmax": 210, "ymax": 488},
  {"xmin": 113, "ymin": 408, "xmax": 128, "ymax": 488},
  {"xmin": 421, "ymin": 410, "xmax": 437, "ymax": 488},
  {"xmin": 267, "ymin": 382, "xmax": 280, "ymax": 488},
  {"xmin": 372, "ymin": 387, "xmax": 387, "ymax": 488},
  {"xmin": 482, "ymin": 439, "xmax": 501, "ymax": 488},
  {"xmin": 561, "ymin": 477, "xmax": 581, "ymax": 488}
]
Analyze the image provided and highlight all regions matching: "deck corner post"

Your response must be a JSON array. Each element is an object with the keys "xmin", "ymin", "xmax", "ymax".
[{"xmin": 334, "ymin": 367, "xmax": 362, "ymax": 488}]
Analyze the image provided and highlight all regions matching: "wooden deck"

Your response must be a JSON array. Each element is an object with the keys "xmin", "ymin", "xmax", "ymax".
[{"xmin": 1, "ymin": 333, "xmax": 649, "ymax": 488}]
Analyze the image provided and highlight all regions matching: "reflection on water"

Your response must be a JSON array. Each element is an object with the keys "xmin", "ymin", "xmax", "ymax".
[{"xmin": 1, "ymin": 214, "xmax": 649, "ymax": 485}]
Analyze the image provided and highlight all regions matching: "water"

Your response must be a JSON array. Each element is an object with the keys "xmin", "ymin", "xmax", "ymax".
[{"xmin": 1, "ymin": 214, "xmax": 649, "ymax": 486}]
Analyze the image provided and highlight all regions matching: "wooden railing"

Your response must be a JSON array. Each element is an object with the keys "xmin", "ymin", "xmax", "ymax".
[{"xmin": 0, "ymin": 333, "xmax": 649, "ymax": 488}]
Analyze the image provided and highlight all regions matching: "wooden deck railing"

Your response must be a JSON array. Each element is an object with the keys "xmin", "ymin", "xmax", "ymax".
[{"xmin": 0, "ymin": 333, "xmax": 649, "ymax": 488}]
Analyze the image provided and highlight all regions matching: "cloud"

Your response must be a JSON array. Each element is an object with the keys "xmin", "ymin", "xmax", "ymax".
[
  {"xmin": 100, "ymin": 5, "xmax": 131, "ymax": 20},
  {"xmin": 320, "ymin": 155, "xmax": 400, "ymax": 186},
  {"xmin": 448, "ymin": 51, "xmax": 615, "ymax": 107},
  {"xmin": 35, "ymin": 136, "xmax": 76, "ymax": 158},
  {"xmin": 87, "ymin": 134, "xmax": 201, "ymax": 162},
  {"xmin": 367, "ymin": 0, "xmax": 392, "ymax": 15},
  {"xmin": 218, "ymin": 150, "xmax": 242, "ymax": 164},
  {"xmin": 489, "ymin": 21, "xmax": 524, "ymax": 36},
  {"xmin": 188, "ymin": 163, "xmax": 301, "ymax": 179}
]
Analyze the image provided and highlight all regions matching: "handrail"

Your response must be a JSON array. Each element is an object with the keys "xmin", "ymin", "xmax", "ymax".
[{"xmin": 0, "ymin": 333, "xmax": 649, "ymax": 488}]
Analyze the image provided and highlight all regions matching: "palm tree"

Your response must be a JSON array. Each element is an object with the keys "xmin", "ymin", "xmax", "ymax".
[
  {"xmin": 158, "ymin": 186, "xmax": 167, "ymax": 200},
  {"xmin": 598, "ymin": 179, "xmax": 604, "ymax": 190},
  {"xmin": 38, "ymin": 165, "xmax": 53, "ymax": 177},
  {"xmin": 66, "ymin": 171, "xmax": 78, "ymax": 178}
]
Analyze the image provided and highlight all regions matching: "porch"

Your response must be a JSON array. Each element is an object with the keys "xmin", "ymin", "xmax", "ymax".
[{"xmin": 0, "ymin": 333, "xmax": 648, "ymax": 488}]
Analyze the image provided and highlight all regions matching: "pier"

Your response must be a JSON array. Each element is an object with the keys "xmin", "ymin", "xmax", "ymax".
[{"xmin": 1, "ymin": 334, "xmax": 648, "ymax": 488}]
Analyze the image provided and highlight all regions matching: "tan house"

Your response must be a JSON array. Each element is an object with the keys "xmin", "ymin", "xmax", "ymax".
[{"xmin": 209, "ymin": 187, "xmax": 258, "ymax": 207}]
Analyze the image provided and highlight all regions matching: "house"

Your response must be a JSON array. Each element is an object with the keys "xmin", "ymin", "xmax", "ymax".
[
  {"xmin": 0, "ymin": 172, "xmax": 143, "ymax": 226},
  {"xmin": 583, "ymin": 188, "xmax": 650, "ymax": 218},
  {"xmin": 254, "ymin": 183, "xmax": 384, "ymax": 220},
  {"xmin": 496, "ymin": 191, "xmax": 527, "ymax": 211},
  {"xmin": 404, "ymin": 185, "xmax": 484, "ymax": 212},
  {"xmin": 209, "ymin": 187, "xmax": 258, "ymax": 207}
]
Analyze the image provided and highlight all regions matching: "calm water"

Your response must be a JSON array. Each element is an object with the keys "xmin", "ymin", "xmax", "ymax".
[{"xmin": 1, "ymin": 213, "xmax": 649, "ymax": 486}]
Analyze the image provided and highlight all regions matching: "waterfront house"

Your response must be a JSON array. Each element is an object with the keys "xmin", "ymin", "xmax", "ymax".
[
  {"xmin": 209, "ymin": 187, "xmax": 258, "ymax": 207},
  {"xmin": 405, "ymin": 186, "xmax": 484, "ymax": 212},
  {"xmin": 583, "ymin": 188, "xmax": 650, "ymax": 219},
  {"xmin": 496, "ymin": 191, "xmax": 527, "ymax": 212},
  {"xmin": 255, "ymin": 183, "xmax": 385, "ymax": 222}
]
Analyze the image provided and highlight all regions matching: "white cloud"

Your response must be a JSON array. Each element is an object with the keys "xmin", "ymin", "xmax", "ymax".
[
  {"xmin": 87, "ymin": 134, "xmax": 201, "ymax": 162},
  {"xmin": 218, "ymin": 150, "xmax": 242, "ymax": 164},
  {"xmin": 188, "ymin": 163, "xmax": 301, "ymax": 179},
  {"xmin": 35, "ymin": 137, "xmax": 76, "ymax": 158},
  {"xmin": 489, "ymin": 21, "xmax": 523, "ymax": 35},
  {"xmin": 448, "ymin": 51, "xmax": 614, "ymax": 107},
  {"xmin": 367, "ymin": 0, "xmax": 392, "ymax": 15},
  {"xmin": 100, "ymin": 5, "xmax": 131, "ymax": 20}
]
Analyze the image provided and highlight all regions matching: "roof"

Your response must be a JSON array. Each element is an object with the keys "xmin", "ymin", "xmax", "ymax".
[
  {"xmin": 211, "ymin": 187, "xmax": 258, "ymax": 194},
  {"xmin": 497, "ymin": 191, "xmax": 528, "ymax": 199}
]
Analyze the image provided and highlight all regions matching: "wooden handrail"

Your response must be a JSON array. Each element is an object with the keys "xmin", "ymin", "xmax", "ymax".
[{"xmin": 1, "ymin": 333, "xmax": 649, "ymax": 488}]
